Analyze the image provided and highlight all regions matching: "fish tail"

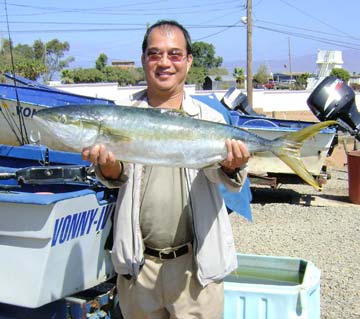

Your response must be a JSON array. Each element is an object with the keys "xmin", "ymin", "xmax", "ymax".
[{"xmin": 271, "ymin": 120, "xmax": 337, "ymax": 190}]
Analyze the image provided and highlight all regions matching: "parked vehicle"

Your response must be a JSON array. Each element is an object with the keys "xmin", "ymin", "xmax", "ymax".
[{"xmin": 263, "ymin": 80, "xmax": 276, "ymax": 89}]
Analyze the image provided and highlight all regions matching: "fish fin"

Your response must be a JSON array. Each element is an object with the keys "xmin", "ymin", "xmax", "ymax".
[
  {"xmin": 277, "ymin": 154, "xmax": 322, "ymax": 190},
  {"xmin": 281, "ymin": 120, "xmax": 337, "ymax": 143},
  {"xmin": 271, "ymin": 120, "xmax": 337, "ymax": 190}
]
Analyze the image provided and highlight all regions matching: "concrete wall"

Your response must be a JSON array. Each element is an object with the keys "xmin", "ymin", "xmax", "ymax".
[{"xmin": 51, "ymin": 82, "xmax": 196, "ymax": 104}]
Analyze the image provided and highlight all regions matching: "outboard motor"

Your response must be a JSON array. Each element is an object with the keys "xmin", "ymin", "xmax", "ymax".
[
  {"xmin": 307, "ymin": 76, "xmax": 360, "ymax": 141},
  {"xmin": 221, "ymin": 87, "xmax": 262, "ymax": 116}
]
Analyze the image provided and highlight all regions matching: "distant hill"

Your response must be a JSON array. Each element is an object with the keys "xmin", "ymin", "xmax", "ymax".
[
  {"xmin": 224, "ymin": 49, "xmax": 360, "ymax": 75},
  {"xmin": 343, "ymin": 50, "xmax": 360, "ymax": 73}
]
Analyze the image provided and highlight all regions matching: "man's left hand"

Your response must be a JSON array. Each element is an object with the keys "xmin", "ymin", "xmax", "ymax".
[{"xmin": 221, "ymin": 139, "xmax": 250, "ymax": 173}]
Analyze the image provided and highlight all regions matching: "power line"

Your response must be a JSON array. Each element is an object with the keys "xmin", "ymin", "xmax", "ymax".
[
  {"xmin": 3, "ymin": 21, "xmax": 360, "ymax": 51},
  {"xmin": 6, "ymin": 18, "xmax": 358, "ymax": 47},
  {"xmin": 0, "ymin": 0, "xmax": 242, "ymax": 17},
  {"xmin": 3, "ymin": 24, "xmax": 360, "ymax": 52},
  {"xmin": 0, "ymin": 24, "xmax": 246, "ymax": 33},
  {"xmin": 2, "ymin": 21, "xmax": 141, "ymax": 26},
  {"xmin": 0, "ymin": 27, "xmax": 146, "ymax": 34},
  {"xmin": 278, "ymin": 0, "xmax": 356, "ymax": 39},
  {"xmin": 2, "ymin": 1, "xmax": 359, "ymax": 57},
  {"xmin": 195, "ymin": 20, "xmax": 244, "ymax": 41},
  {"xmin": 255, "ymin": 18, "xmax": 360, "ymax": 42},
  {"xmin": 255, "ymin": 24, "xmax": 360, "ymax": 51}
]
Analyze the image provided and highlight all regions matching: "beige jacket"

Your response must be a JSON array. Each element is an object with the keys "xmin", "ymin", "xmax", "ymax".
[{"xmin": 96, "ymin": 91, "xmax": 247, "ymax": 286}]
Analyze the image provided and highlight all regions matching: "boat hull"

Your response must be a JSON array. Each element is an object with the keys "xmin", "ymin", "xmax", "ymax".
[
  {"xmin": 0, "ymin": 145, "xmax": 117, "ymax": 308},
  {"xmin": 0, "ymin": 98, "xmax": 46, "ymax": 145},
  {"xmin": 0, "ymin": 83, "xmax": 114, "ymax": 146},
  {"xmin": 240, "ymin": 124, "xmax": 334, "ymax": 175},
  {"xmin": 0, "ymin": 192, "xmax": 116, "ymax": 308},
  {"xmin": 193, "ymin": 94, "xmax": 337, "ymax": 179}
]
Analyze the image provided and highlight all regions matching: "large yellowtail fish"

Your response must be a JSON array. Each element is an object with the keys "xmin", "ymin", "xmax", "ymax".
[{"xmin": 33, "ymin": 104, "xmax": 337, "ymax": 190}]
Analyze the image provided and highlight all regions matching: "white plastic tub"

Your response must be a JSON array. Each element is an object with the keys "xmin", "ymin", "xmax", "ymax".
[{"xmin": 223, "ymin": 254, "xmax": 321, "ymax": 319}]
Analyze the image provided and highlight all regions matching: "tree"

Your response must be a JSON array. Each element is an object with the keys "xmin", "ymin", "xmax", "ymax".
[
  {"xmin": 61, "ymin": 69, "xmax": 75, "ymax": 84},
  {"xmin": 186, "ymin": 67, "xmax": 207, "ymax": 87},
  {"xmin": 14, "ymin": 59, "xmax": 47, "ymax": 80},
  {"xmin": 0, "ymin": 38, "xmax": 74, "ymax": 81},
  {"xmin": 191, "ymin": 41, "xmax": 223, "ymax": 69},
  {"xmin": 0, "ymin": 39, "xmax": 46, "ymax": 80},
  {"xmin": 233, "ymin": 67, "xmax": 245, "ymax": 88},
  {"xmin": 13, "ymin": 43, "xmax": 34, "ymax": 59},
  {"xmin": 44, "ymin": 39, "xmax": 74, "ymax": 82},
  {"xmin": 102, "ymin": 66, "xmax": 132, "ymax": 85},
  {"xmin": 128, "ymin": 67, "xmax": 145, "ymax": 83},
  {"xmin": 330, "ymin": 68, "xmax": 351, "ymax": 82},
  {"xmin": 208, "ymin": 68, "xmax": 229, "ymax": 76},
  {"xmin": 96, "ymin": 53, "xmax": 108, "ymax": 71},
  {"xmin": 61, "ymin": 65, "xmax": 144, "ymax": 85},
  {"xmin": 63, "ymin": 68, "xmax": 105, "ymax": 83},
  {"xmin": 33, "ymin": 40, "xmax": 46, "ymax": 61},
  {"xmin": 0, "ymin": 40, "xmax": 15, "ymax": 74},
  {"xmin": 295, "ymin": 72, "xmax": 312, "ymax": 89},
  {"xmin": 253, "ymin": 64, "xmax": 270, "ymax": 86}
]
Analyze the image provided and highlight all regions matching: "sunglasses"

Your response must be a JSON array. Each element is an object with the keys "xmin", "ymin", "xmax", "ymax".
[{"xmin": 146, "ymin": 48, "xmax": 187, "ymax": 63}]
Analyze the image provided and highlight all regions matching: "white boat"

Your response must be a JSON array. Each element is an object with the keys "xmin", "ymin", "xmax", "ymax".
[
  {"xmin": 0, "ymin": 144, "xmax": 117, "ymax": 308},
  {"xmin": 231, "ymin": 114, "xmax": 335, "ymax": 176},
  {"xmin": 0, "ymin": 79, "xmax": 114, "ymax": 146},
  {"xmin": 193, "ymin": 94, "xmax": 337, "ymax": 187}
]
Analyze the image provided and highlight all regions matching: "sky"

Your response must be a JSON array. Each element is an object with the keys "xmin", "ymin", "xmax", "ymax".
[{"xmin": 1, "ymin": 0, "xmax": 359, "ymax": 74}]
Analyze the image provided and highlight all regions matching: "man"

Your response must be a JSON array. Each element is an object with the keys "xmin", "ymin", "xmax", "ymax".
[{"xmin": 82, "ymin": 20, "xmax": 250, "ymax": 319}]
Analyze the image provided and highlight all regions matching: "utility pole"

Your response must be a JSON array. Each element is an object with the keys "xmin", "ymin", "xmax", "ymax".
[
  {"xmin": 246, "ymin": 0, "xmax": 253, "ymax": 107},
  {"xmin": 288, "ymin": 36, "xmax": 293, "ymax": 88},
  {"xmin": 0, "ymin": 33, "xmax": 3, "ymax": 52}
]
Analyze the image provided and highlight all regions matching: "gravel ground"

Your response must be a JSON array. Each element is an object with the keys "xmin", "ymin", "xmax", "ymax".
[{"xmin": 230, "ymin": 168, "xmax": 360, "ymax": 319}]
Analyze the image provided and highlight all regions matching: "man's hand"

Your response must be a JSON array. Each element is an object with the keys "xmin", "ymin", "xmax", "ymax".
[
  {"xmin": 221, "ymin": 139, "xmax": 250, "ymax": 174},
  {"xmin": 82, "ymin": 144, "xmax": 122, "ymax": 180}
]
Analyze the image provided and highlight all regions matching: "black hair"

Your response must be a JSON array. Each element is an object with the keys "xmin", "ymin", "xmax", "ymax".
[{"xmin": 141, "ymin": 20, "xmax": 192, "ymax": 55}]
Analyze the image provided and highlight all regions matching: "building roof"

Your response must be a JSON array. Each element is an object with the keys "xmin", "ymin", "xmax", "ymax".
[
  {"xmin": 205, "ymin": 75, "xmax": 236, "ymax": 82},
  {"xmin": 111, "ymin": 60, "xmax": 135, "ymax": 66}
]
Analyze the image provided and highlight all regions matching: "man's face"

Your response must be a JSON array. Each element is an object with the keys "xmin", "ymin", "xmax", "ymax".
[{"xmin": 142, "ymin": 26, "xmax": 193, "ymax": 96}]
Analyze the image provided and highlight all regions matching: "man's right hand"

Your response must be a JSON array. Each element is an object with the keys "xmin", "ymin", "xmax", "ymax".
[{"xmin": 82, "ymin": 144, "xmax": 122, "ymax": 180}]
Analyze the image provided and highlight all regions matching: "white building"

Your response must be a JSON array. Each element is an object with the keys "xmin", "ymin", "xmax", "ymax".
[
  {"xmin": 316, "ymin": 50, "xmax": 344, "ymax": 78},
  {"xmin": 307, "ymin": 50, "xmax": 344, "ymax": 90}
]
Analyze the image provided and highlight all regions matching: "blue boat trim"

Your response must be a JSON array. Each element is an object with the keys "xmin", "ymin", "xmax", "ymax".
[
  {"xmin": 230, "ymin": 112, "xmax": 336, "ymax": 133},
  {"xmin": 0, "ymin": 144, "xmax": 87, "ymax": 166},
  {"xmin": 0, "ymin": 83, "xmax": 115, "ymax": 107},
  {"xmin": 0, "ymin": 188, "xmax": 98, "ymax": 205}
]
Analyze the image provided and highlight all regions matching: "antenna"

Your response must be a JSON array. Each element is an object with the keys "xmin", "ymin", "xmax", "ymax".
[{"xmin": 3, "ymin": 0, "xmax": 30, "ymax": 145}]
